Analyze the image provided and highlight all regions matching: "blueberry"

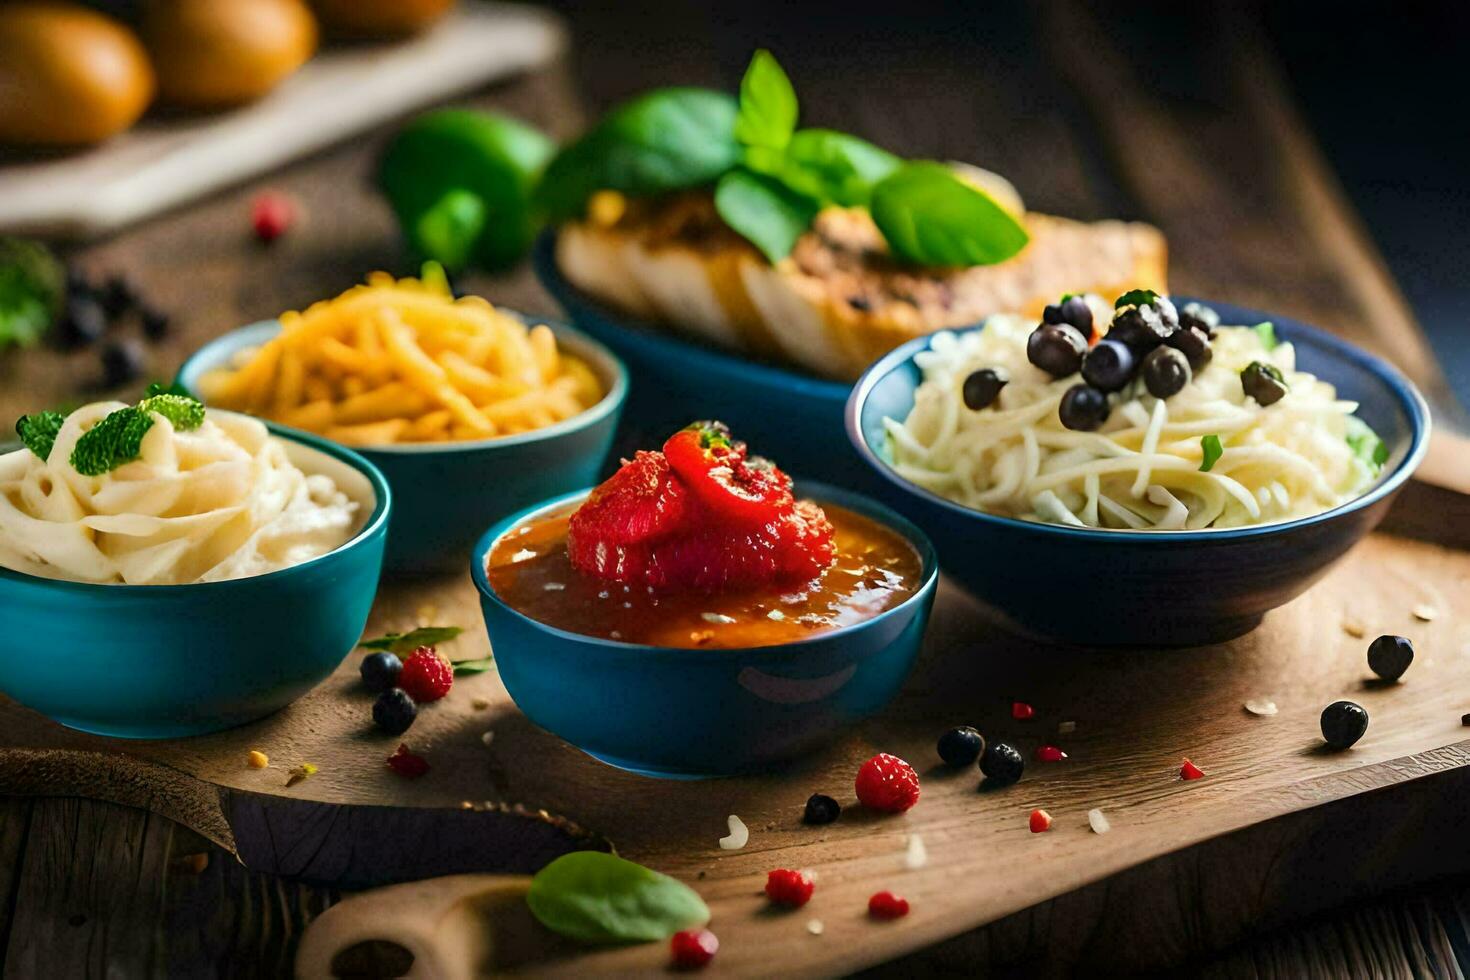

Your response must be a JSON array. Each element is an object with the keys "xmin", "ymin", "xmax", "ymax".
[
  {"xmin": 360, "ymin": 652, "xmax": 402, "ymax": 692},
  {"xmin": 1165, "ymin": 325, "xmax": 1213, "ymax": 372},
  {"xmin": 140, "ymin": 307, "xmax": 171, "ymax": 342},
  {"xmin": 1108, "ymin": 306, "xmax": 1173, "ymax": 350},
  {"xmin": 1241, "ymin": 361, "xmax": 1288, "ymax": 406},
  {"xmin": 1042, "ymin": 303, "xmax": 1064, "ymax": 325},
  {"xmin": 802, "ymin": 793, "xmax": 841, "ymax": 825},
  {"xmin": 979, "ymin": 741, "xmax": 1024, "ymax": 786},
  {"xmin": 373, "ymin": 688, "xmax": 417, "ymax": 735},
  {"xmin": 59, "ymin": 296, "xmax": 107, "ymax": 347},
  {"xmin": 1027, "ymin": 324, "xmax": 1087, "ymax": 377},
  {"xmin": 99, "ymin": 338, "xmax": 146, "ymax": 387},
  {"xmin": 1080, "ymin": 339, "xmax": 1136, "ymax": 392},
  {"xmin": 962, "ymin": 368, "xmax": 1008, "ymax": 411},
  {"xmin": 1367, "ymin": 635, "xmax": 1414, "ymax": 681},
  {"xmin": 1058, "ymin": 384, "xmax": 1110, "ymax": 431},
  {"xmin": 1059, "ymin": 296, "xmax": 1093, "ymax": 335},
  {"xmin": 1320, "ymin": 700, "xmax": 1368, "ymax": 749},
  {"xmin": 99, "ymin": 275, "xmax": 136, "ymax": 318},
  {"xmin": 1142, "ymin": 345, "xmax": 1191, "ymax": 399},
  {"xmin": 937, "ymin": 726, "xmax": 985, "ymax": 767}
]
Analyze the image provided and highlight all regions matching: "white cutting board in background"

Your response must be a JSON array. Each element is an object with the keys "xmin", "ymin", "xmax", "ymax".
[{"xmin": 0, "ymin": 2, "xmax": 565, "ymax": 239}]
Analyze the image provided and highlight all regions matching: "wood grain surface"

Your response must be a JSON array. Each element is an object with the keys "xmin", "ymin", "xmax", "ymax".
[{"xmin": 2, "ymin": 1, "xmax": 1468, "ymax": 975}]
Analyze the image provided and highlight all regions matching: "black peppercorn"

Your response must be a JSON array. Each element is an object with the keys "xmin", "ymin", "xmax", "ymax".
[
  {"xmin": 1058, "ymin": 383, "xmax": 1110, "ymax": 431},
  {"xmin": 1027, "ymin": 323, "xmax": 1088, "ymax": 377},
  {"xmin": 1142, "ymin": 345, "xmax": 1192, "ymax": 399},
  {"xmin": 1367, "ymin": 634, "xmax": 1414, "ymax": 681},
  {"xmin": 979, "ymin": 741, "xmax": 1024, "ymax": 786},
  {"xmin": 802, "ymin": 793, "xmax": 841, "ymax": 825},
  {"xmin": 1320, "ymin": 700, "xmax": 1368, "ymax": 749},
  {"xmin": 962, "ymin": 367, "xmax": 1008, "ymax": 411},
  {"xmin": 1241, "ymin": 361, "xmax": 1289, "ymax": 405},
  {"xmin": 1081, "ymin": 339, "xmax": 1136, "ymax": 392},
  {"xmin": 1165, "ymin": 325, "xmax": 1213, "ymax": 372}
]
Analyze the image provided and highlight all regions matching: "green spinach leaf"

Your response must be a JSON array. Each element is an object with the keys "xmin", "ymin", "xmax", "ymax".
[
  {"xmin": 527, "ymin": 852, "xmax": 709, "ymax": 945},
  {"xmin": 870, "ymin": 162, "xmax": 1029, "ymax": 267}
]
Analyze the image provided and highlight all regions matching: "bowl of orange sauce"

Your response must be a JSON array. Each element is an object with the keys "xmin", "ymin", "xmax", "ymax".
[{"xmin": 471, "ymin": 476, "xmax": 937, "ymax": 778}]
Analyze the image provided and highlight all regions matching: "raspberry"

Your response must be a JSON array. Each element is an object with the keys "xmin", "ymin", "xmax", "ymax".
[
  {"xmin": 670, "ymin": 928, "xmax": 718, "ymax": 969},
  {"xmin": 854, "ymin": 753, "xmax": 920, "ymax": 813},
  {"xmin": 398, "ymin": 646, "xmax": 452, "ymax": 702},
  {"xmin": 1029, "ymin": 808, "xmax": 1052, "ymax": 833},
  {"xmin": 251, "ymin": 191, "xmax": 294, "ymax": 242},
  {"xmin": 1011, "ymin": 701, "xmax": 1035, "ymax": 720},
  {"xmin": 868, "ymin": 890, "xmax": 910, "ymax": 919},
  {"xmin": 1180, "ymin": 758, "xmax": 1205, "ymax": 781},
  {"xmin": 764, "ymin": 868, "xmax": 814, "ymax": 907},
  {"xmin": 386, "ymin": 743, "xmax": 429, "ymax": 778},
  {"xmin": 1035, "ymin": 745, "xmax": 1067, "ymax": 762}
]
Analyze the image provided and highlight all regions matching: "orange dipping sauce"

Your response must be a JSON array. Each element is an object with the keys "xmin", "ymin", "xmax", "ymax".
[{"xmin": 487, "ymin": 502, "xmax": 923, "ymax": 649}]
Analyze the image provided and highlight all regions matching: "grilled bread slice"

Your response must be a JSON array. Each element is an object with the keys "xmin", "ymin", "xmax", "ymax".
[{"xmin": 556, "ymin": 190, "xmax": 1167, "ymax": 381}]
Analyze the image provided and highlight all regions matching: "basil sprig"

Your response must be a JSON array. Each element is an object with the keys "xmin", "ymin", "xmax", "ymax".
[
  {"xmin": 733, "ymin": 49, "xmax": 797, "ymax": 150},
  {"xmin": 870, "ymin": 161, "xmax": 1030, "ymax": 267},
  {"xmin": 15, "ymin": 410, "xmax": 64, "ymax": 462},
  {"xmin": 714, "ymin": 168, "xmax": 819, "ymax": 264},
  {"xmin": 359, "ymin": 626, "xmax": 463, "ymax": 654},
  {"xmin": 527, "ymin": 851, "xmax": 709, "ymax": 945}
]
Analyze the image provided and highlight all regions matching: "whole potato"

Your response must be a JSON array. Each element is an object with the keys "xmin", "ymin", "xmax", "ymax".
[
  {"xmin": 143, "ymin": 0, "xmax": 317, "ymax": 108},
  {"xmin": 311, "ymin": 0, "xmax": 456, "ymax": 38},
  {"xmin": 0, "ymin": 2, "xmax": 155, "ymax": 146}
]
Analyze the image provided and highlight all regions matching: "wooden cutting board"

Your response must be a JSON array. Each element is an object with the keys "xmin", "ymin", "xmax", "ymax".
[
  {"xmin": 0, "ymin": 1, "xmax": 564, "ymax": 239},
  {"xmin": 0, "ymin": 480, "xmax": 1466, "ymax": 975}
]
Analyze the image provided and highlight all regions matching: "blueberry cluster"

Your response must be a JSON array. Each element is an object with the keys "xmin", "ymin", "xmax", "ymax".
[
  {"xmin": 1023, "ymin": 293, "xmax": 1219, "ymax": 432},
  {"xmin": 59, "ymin": 269, "xmax": 171, "ymax": 388}
]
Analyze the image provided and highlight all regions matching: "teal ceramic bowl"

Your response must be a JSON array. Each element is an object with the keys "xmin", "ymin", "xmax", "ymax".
[
  {"xmin": 471, "ymin": 482, "xmax": 939, "ymax": 778},
  {"xmin": 0, "ymin": 419, "xmax": 390, "ymax": 738},
  {"xmin": 176, "ymin": 313, "xmax": 628, "ymax": 574}
]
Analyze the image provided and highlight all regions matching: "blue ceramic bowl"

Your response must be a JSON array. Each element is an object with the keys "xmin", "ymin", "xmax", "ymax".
[
  {"xmin": 176, "ymin": 312, "xmax": 627, "ymax": 575},
  {"xmin": 470, "ymin": 482, "xmax": 938, "ymax": 778},
  {"xmin": 532, "ymin": 232, "xmax": 883, "ymax": 492},
  {"xmin": 0, "ymin": 420, "xmax": 390, "ymax": 738},
  {"xmin": 846, "ymin": 301, "xmax": 1431, "ymax": 646}
]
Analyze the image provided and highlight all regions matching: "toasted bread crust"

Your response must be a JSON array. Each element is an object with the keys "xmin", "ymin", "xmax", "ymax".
[{"xmin": 556, "ymin": 192, "xmax": 1167, "ymax": 380}]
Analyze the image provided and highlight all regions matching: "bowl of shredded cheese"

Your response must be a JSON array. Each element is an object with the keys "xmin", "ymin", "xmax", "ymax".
[
  {"xmin": 177, "ymin": 268, "xmax": 627, "ymax": 573},
  {"xmin": 846, "ymin": 298, "xmax": 1429, "ymax": 645}
]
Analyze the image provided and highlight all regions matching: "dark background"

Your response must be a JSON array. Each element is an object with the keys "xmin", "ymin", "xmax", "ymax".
[{"xmin": 542, "ymin": 0, "xmax": 1470, "ymax": 411}]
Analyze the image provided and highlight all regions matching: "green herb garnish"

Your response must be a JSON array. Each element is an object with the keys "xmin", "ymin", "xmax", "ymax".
[
  {"xmin": 1345, "ymin": 417, "xmax": 1389, "ymax": 475},
  {"xmin": 359, "ymin": 626, "xmax": 464, "ymax": 655},
  {"xmin": 1199, "ymin": 434, "xmax": 1223, "ymax": 472},
  {"xmin": 69, "ymin": 406, "xmax": 154, "ymax": 476},
  {"xmin": 526, "ymin": 852, "xmax": 710, "ymax": 945},
  {"xmin": 733, "ymin": 49, "xmax": 797, "ymax": 151},
  {"xmin": 1115, "ymin": 288, "xmax": 1161, "ymax": 310},
  {"xmin": 452, "ymin": 656, "xmax": 496, "ymax": 676},
  {"xmin": 1253, "ymin": 321, "xmax": 1278, "ymax": 350},
  {"xmin": 714, "ymin": 168, "xmax": 819, "ymax": 264},
  {"xmin": 870, "ymin": 161, "xmax": 1030, "ymax": 267},
  {"xmin": 15, "ymin": 411, "xmax": 65, "ymax": 462},
  {"xmin": 138, "ymin": 393, "xmax": 205, "ymax": 432},
  {"xmin": 765, "ymin": 128, "xmax": 900, "ymax": 207},
  {"xmin": 0, "ymin": 238, "xmax": 64, "ymax": 351}
]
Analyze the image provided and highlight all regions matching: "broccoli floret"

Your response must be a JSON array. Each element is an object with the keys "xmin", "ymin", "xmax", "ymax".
[
  {"xmin": 15, "ymin": 411, "xmax": 65, "ymax": 462},
  {"xmin": 138, "ymin": 393, "xmax": 204, "ymax": 431},
  {"xmin": 69, "ymin": 406, "xmax": 155, "ymax": 476}
]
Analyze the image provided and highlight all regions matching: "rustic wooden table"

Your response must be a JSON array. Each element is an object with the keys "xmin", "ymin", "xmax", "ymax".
[{"xmin": 3, "ymin": 2, "xmax": 1468, "ymax": 975}]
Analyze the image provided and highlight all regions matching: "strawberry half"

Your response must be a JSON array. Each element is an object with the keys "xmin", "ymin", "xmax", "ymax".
[{"xmin": 664, "ymin": 422, "xmax": 788, "ymax": 528}]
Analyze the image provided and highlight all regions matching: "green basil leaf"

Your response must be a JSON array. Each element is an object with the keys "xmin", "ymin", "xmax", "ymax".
[
  {"xmin": 870, "ymin": 161, "xmax": 1030, "ymax": 267},
  {"xmin": 1345, "ymin": 417, "xmax": 1389, "ymax": 475},
  {"xmin": 714, "ymin": 168, "xmax": 820, "ymax": 263},
  {"xmin": 15, "ymin": 411, "xmax": 65, "ymax": 462},
  {"xmin": 360, "ymin": 626, "xmax": 464, "ymax": 654},
  {"xmin": 1199, "ymin": 434, "xmax": 1223, "ymax": 472},
  {"xmin": 452, "ymin": 656, "xmax": 496, "ymax": 676},
  {"xmin": 734, "ymin": 50, "xmax": 797, "ymax": 151},
  {"xmin": 1253, "ymin": 321, "xmax": 1278, "ymax": 350},
  {"xmin": 1114, "ymin": 289, "xmax": 1161, "ymax": 310},
  {"xmin": 527, "ymin": 852, "xmax": 709, "ymax": 945},
  {"xmin": 536, "ymin": 89, "xmax": 741, "ymax": 220},
  {"xmin": 756, "ymin": 128, "xmax": 901, "ymax": 207}
]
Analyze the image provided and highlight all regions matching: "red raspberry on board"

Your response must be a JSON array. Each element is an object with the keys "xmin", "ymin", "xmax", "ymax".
[
  {"xmin": 854, "ymin": 753, "xmax": 920, "ymax": 813},
  {"xmin": 386, "ymin": 743, "xmax": 429, "ymax": 778},
  {"xmin": 868, "ymin": 890, "xmax": 910, "ymax": 919},
  {"xmin": 251, "ymin": 191, "xmax": 295, "ymax": 242},
  {"xmin": 764, "ymin": 868, "xmax": 815, "ymax": 907},
  {"xmin": 398, "ymin": 646, "xmax": 452, "ymax": 703},
  {"xmin": 670, "ymin": 928, "xmax": 718, "ymax": 969}
]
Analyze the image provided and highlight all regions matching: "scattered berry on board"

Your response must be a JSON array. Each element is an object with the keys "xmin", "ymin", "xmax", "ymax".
[
  {"xmin": 855, "ymin": 754, "xmax": 921, "ymax": 813},
  {"xmin": 670, "ymin": 928, "xmax": 718, "ymax": 969},
  {"xmin": 1321, "ymin": 700, "xmax": 1369, "ymax": 749},
  {"xmin": 398, "ymin": 646, "xmax": 453, "ymax": 702},
  {"xmin": 359, "ymin": 651, "xmax": 403, "ymax": 692},
  {"xmin": 1367, "ymin": 635, "xmax": 1414, "ymax": 682},
  {"xmin": 936, "ymin": 726, "xmax": 985, "ymax": 767},
  {"xmin": 1180, "ymin": 759, "xmax": 1205, "ymax": 781},
  {"xmin": 979, "ymin": 742, "xmax": 1025, "ymax": 786},
  {"xmin": 1035, "ymin": 745, "xmax": 1067, "ymax": 762},
  {"xmin": 386, "ymin": 743, "xmax": 430, "ymax": 778},
  {"xmin": 1029, "ymin": 809, "xmax": 1053, "ymax": 833},
  {"xmin": 1011, "ymin": 701, "xmax": 1035, "ymax": 720},
  {"xmin": 765, "ymin": 869, "xmax": 815, "ymax": 907},
  {"xmin": 372, "ymin": 688, "xmax": 417, "ymax": 735},
  {"xmin": 802, "ymin": 793, "xmax": 841, "ymax": 825},
  {"xmin": 251, "ymin": 191, "xmax": 295, "ymax": 242},
  {"xmin": 868, "ymin": 891, "xmax": 910, "ymax": 919}
]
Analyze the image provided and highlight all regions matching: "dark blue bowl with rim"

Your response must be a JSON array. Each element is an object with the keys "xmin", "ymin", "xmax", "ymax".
[
  {"xmin": 177, "ymin": 311, "xmax": 627, "ymax": 575},
  {"xmin": 846, "ymin": 300, "xmax": 1431, "ymax": 646},
  {"xmin": 470, "ymin": 481, "xmax": 938, "ymax": 778},
  {"xmin": 532, "ymin": 232, "xmax": 881, "ymax": 492}
]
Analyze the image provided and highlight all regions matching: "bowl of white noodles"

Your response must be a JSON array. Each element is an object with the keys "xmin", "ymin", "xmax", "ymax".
[
  {"xmin": 0, "ymin": 400, "xmax": 390, "ymax": 737},
  {"xmin": 846, "ymin": 297, "xmax": 1429, "ymax": 645}
]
